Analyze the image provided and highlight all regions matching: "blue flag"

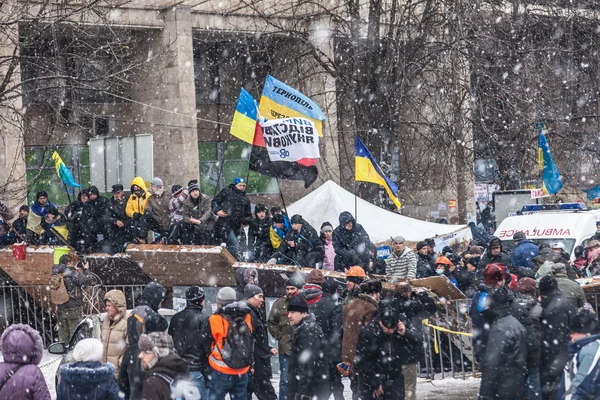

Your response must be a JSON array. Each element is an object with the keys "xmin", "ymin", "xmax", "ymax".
[{"xmin": 537, "ymin": 124, "xmax": 562, "ymax": 195}]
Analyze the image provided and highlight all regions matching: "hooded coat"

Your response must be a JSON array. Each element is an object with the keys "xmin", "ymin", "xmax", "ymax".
[
  {"xmin": 478, "ymin": 305, "xmax": 528, "ymax": 400},
  {"xmin": 0, "ymin": 324, "xmax": 51, "ymax": 400},
  {"xmin": 125, "ymin": 176, "xmax": 149, "ymax": 219},
  {"xmin": 58, "ymin": 362, "xmax": 121, "ymax": 400},
  {"xmin": 141, "ymin": 355, "xmax": 189, "ymax": 400},
  {"xmin": 101, "ymin": 290, "xmax": 129, "ymax": 378},
  {"xmin": 477, "ymin": 237, "xmax": 512, "ymax": 270},
  {"xmin": 288, "ymin": 314, "xmax": 329, "ymax": 400},
  {"xmin": 332, "ymin": 211, "xmax": 371, "ymax": 271}
]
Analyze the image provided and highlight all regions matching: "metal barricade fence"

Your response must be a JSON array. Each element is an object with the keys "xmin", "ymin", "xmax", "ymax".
[
  {"xmin": 417, "ymin": 299, "xmax": 478, "ymax": 380},
  {"xmin": 0, "ymin": 283, "xmax": 148, "ymax": 348},
  {"xmin": 0, "ymin": 282, "xmax": 481, "ymax": 382}
]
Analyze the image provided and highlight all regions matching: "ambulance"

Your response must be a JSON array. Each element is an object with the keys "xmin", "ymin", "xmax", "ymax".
[{"xmin": 494, "ymin": 203, "xmax": 597, "ymax": 258}]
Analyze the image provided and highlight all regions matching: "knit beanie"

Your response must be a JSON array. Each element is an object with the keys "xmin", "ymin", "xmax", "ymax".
[
  {"xmin": 320, "ymin": 222, "xmax": 333, "ymax": 233},
  {"xmin": 287, "ymin": 294, "xmax": 309, "ymax": 313},
  {"xmin": 243, "ymin": 284, "xmax": 263, "ymax": 300},
  {"xmin": 217, "ymin": 287, "xmax": 237, "ymax": 305},
  {"xmin": 286, "ymin": 273, "xmax": 305, "ymax": 289},
  {"xmin": 150, "ymin": 177, "xmax": 163, "ymax": 187},
  {"xmin": 188, "ymin": 182, "xmax": 200, "ymax": 193},
  {"xmin": 539, "ymin": 276, "xmax": 559, "ymax": 296},
  {"xmin": 291, "ymin": 214, "xmax": 304, "ymax": 224},
  {"xmin": 185, "ymin": 286, "xmax": 205, "ymax": 305},
  {"xmin": 144, "ymin": 313, "xmax": 169, "ymax": 333},
  {"xmin": 73, "ymin": 338, "xmax": 104, "ymax": 363},
  {"xmin": 307, "ymin": 270, "xmax": 325, "ymax": 285}
]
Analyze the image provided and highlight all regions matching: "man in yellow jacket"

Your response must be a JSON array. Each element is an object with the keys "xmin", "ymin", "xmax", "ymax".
[{"xmin": 125, "ymin": 177, "xmax": 149, "ymax": 242}]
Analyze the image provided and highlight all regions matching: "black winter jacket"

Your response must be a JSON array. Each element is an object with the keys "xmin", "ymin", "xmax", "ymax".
[
  {"xmin": 288, "ymin": 314, "xmax": 329, "ymax": 400},
  {"xmin": 248, "ymin": 216, "xmax": 272, "ymax": 261},
  {"xmin": 355, "ymin": 317, "xmax": 419, "ymax": 394},
  {"xmin": 211, "ymin": 184, "xmax": 252, "ymax": 235},
  {"xmin": 332, "ymin": 211, "xmax": 371, "ymax": 269},
  {"xmin": 311, "ymin": 291, "xmax": 343, "ymax": 362},
  {"xmin": 389, "ymin": 293, "xmax": 437, "ymax": 364},
  {"xmin": 167, "ymin": 303, "xmax": 210, "ymax": 372},
  {"xmin": 540, "ymin": 289, "xmax": 576, "ymax": 380},
  {"xmin": 478, "ymin": 306, "xmax": 528, "ymax": 400},
  {"xmin": 248, "ymin": 303, "xmax": 272, "ymax": 360},
  {"xmin": 416, "ymin": 253, "xmax": 434, "ymax": 278},
  {"xmin": 283, "ymin": 221, "xmax": 324, "ymax": 267}
]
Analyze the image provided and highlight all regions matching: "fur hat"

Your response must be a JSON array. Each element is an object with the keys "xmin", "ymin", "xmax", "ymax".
[
  {"xmin": 307, "ymin": 270, "xmax": 325, "ymax": 285},
  {"xmin": 138, "ymin": 332, "xmax": 174, "ymax": 360},
  {"xmin": 483, "ymin": 263, "xmax": 506, "ymax": 285}
]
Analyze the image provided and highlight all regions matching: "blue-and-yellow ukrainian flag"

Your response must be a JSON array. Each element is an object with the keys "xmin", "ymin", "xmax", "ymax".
[
  {"xmin": 230, "ymin": 88, "xmax": 259, "ymax": 143},
  {"xmin": 355, "ymin": 137, "xmax": 401, "ymax": 209},
  {"xmin": 52, "ymin": 151, "xmax": 80, "ymax": 188},
  {"xmin": 258, "ymin": 74, "xmax": 326, "ymax": 137},
  {"xmin": 537, "ymin": 122, "xmax": 563, "ymax": 195}
]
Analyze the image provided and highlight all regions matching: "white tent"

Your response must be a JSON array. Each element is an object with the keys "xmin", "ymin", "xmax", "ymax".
[{"xmin": 287, "ymin": 180, "xmax": 470, "ymax": 244}]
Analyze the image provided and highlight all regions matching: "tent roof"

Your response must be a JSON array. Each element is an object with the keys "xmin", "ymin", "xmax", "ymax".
[{"xmin": 287, "ymin": 180, "xmax": 467, "ymax": 243}]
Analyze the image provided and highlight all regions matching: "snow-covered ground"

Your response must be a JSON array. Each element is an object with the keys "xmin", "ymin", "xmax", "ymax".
[{"xmin": 33, "ymin": 349, "xmax": 480, "ymax": 400}]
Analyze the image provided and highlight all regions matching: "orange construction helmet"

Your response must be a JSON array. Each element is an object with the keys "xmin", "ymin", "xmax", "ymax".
[
  {"xmin": 346, "ymin": 266, "xmax": 367, "ymax": 278},
  {"xmin": 435, "ymin": 256, "xmax": 453, "ymax": 266}
]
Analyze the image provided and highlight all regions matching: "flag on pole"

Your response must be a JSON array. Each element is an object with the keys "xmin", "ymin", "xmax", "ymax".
[
  {"xmin": 52, "ymin": 151, "xmax": 80, "ymax": 188},
  {"xmin": 537, "ymin": 123, "xmax": 562, "ymax": 195},
  {"xmin": 230, "ymin": 88, "xmax": 260, "ymax": 144},
  {"xmin": 355, "ymin": 136, "xmax": 401, "ymax": 209},
  {"xmin": 229, "ymin": 89, "xmax": 319, "ymax": 188}
]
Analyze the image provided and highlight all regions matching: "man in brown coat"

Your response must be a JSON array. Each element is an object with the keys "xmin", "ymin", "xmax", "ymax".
[
  {"xmin": 101, "ymin": 289, "xmax": 128, "ymax": 378},
  {"xmin": 181, "ymin": 182, "xmax": 215, "ymax": 245},
  {"xmin": 342, "ymin": 279, "xmax": 382, "ymax": 399}
]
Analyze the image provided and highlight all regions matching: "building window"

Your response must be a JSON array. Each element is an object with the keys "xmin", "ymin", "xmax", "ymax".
[
  {"xmin": 25, "ymin": 146, "xmax": 91, "ymax": 206},
  {"xmin": 199, "ymin": 142, "xmax": 278, "ymax": 195}
]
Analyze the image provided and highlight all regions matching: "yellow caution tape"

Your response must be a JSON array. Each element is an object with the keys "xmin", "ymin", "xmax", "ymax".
[{"xmin": 422, "ymin": 318, "xmax": 473, "ymax": 354}]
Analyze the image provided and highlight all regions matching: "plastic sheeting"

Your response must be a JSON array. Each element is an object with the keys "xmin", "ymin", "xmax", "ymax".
[{"xmin": 287, "ymin": 180, "xmax": 469, "ymax": 244}]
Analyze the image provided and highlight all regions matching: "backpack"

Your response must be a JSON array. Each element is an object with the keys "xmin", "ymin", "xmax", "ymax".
[
  {"xmin": 150, "ymin": 373, "xmax": 200, "ymax": 400},
  {"xmin": 49, "ymin": 274, "xmax": 70, "ymax": 305},
  {"xmin": 217, "ymin": 313, "xmax": 254, "ymax": 370}
]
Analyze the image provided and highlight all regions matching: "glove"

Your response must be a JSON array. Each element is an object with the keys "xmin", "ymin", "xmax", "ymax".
[
  {"xmin": 336, "ymin": 362, "xmax": 352, "ymax": 377},
  {"xmin": 133, "ymin": 212, "xmax": 142, "ymax": 220},
  {"xmin": 267, "ymin": 258, "xmax": 277, "ymax": 265}
]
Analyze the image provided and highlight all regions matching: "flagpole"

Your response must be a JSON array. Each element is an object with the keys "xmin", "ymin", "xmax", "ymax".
[
  {"xmin": 354, "ymin": 181, "xmax": 358, "ymax": 221},
  {"xmin": 63, "ymin": 182, "xmax": 72, "ymax": 205},
  {"xmin": 275, "ymin": 176, "xmax": 288, "ymax": 215}
]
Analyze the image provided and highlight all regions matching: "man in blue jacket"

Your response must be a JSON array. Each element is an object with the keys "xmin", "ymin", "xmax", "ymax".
[
  {"xmin": 557, "ymin": 311, "xmax": 600, "ymax": 399},
  {"xmin": 512, "ymin": 232, "xmax": 539, "ymax": 272}
]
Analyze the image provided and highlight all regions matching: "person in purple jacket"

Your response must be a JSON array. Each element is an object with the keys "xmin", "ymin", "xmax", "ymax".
[{"xmin": 0, "ymin": 324, "xmax": 51, "ymax": 400}]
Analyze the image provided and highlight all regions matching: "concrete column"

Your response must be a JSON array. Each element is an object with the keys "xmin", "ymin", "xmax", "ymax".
[
  {"xmin": 306, "ymin": 16, "xmax": 341, "ymax": 185},
  {"xmin": 0, "ymin": 1, "xmax": 27, "ymax": 211},
  {"xmin": 130, "ymin": 6, "xmax": 199, "ymax": 187}
]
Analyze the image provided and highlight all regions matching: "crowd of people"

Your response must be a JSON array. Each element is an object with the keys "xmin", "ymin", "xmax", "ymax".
[
  {"xmin": 4, "ymin": 180, "xmax": 600, "ymax": 399},
  {"xmin": 4, "ymin": 246, "xmax": 600, "ymax": 400}
]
